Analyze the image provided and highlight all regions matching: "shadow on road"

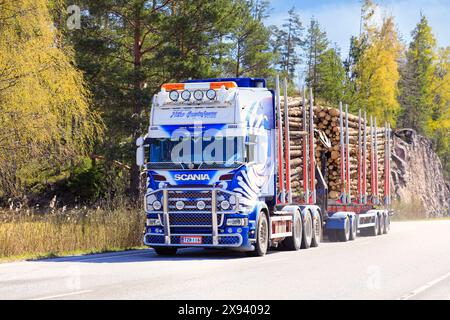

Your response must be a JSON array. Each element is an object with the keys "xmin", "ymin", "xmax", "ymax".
[{"xmin": 30, "ymin": 248, "xmax": 268, "ymax": 264}]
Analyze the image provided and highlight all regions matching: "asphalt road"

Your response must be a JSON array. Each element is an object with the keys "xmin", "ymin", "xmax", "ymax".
[{"xmin": 1, "ymin": 220, "xmax": 450, "ymax": 300}]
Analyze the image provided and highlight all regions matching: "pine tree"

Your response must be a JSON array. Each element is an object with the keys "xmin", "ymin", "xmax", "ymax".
[
  {"xmin": 315, "ymin": 46, "xmax": 347, "ymax": 104},
  {"xmin": 304, "ymin": 18, "xmax": 329, "ymax": 96},
  {"xmin": 225, "ymin": 0, "xmax": 275, "ymax": 78},
  {"xmin": 69, "ymin": 0, "xmax": 239, "ymax": 198},
  {"xmin": 271, "ymin": 7, "xmax": 304, "ymax": 81},
  {"xmin": 398, "ymin": 15, "xmax": 437, "ymax": 133}
]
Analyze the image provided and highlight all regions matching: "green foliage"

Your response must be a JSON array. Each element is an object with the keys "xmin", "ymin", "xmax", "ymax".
[
  {"xmin": 67, "ymin": 159, "xmax": 107, "ymax": 202},
  {"xmin": 315, "ymin": 47, "xmax": 347, "ymax": 104},
  {"xmin": 270, "ymin": 7, "xmax": 304, "ymax": 81},
  {"xmin": 304, "ymin": 18, "xmax": 329, "ymax": 94},
  {"xmin": 398, "ymin": 16, "xmax": 449, "ymax": 180},
  {"xmin": 223, "ymin": 0, "xmax": 275, "ymax": 78},
  {"xmin": 399, "ymin": 15, "xmax": 437, "ymax": 132},
  {"xmin": 68, "ymin": 0, "xmax": 244, "ymax": 198}
]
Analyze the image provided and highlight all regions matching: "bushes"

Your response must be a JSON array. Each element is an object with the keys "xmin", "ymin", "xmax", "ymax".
[{"xmin": 67, "ymin": 159, "xmax": 107, "ymax": 202}]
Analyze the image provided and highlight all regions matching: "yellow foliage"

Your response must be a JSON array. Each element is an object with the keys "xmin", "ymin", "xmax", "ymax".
[
  {"xmin": 0, "ymin": 0, "xmax": 103, "ymax": 197},
  {"xmin": 355, "ymin": 15, "xmax": 402, "ymax": 126}
]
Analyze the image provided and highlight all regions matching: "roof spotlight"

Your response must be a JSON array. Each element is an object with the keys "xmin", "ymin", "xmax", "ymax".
[
  {"xmin": 206, "ymin": 89, "xmax": 216, "ymax": 100},
  {"xmin": 193, "ymin": 90, "xmax": 204, "ymax": 101},
  {"xmin": 169, "ymin": 90, "xmax": 179, "ymax": 102},
  {"xmin": 181, "ymin": 90, "xmax": 191, "ymax": 101}
]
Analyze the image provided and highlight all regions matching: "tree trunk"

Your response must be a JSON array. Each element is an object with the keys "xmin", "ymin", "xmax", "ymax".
[{"xmin": 130, "ymin": 11, "xmax": 143, "ymax": 200}]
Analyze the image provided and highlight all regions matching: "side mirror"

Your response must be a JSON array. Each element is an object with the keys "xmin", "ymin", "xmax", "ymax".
[
  {"xmin": 136, "ymin": 146, "xmax": 145, "ymax": 167},
  {"xmin": 136, "ymin": 137, "xmax": 144, "ymax": 147}
]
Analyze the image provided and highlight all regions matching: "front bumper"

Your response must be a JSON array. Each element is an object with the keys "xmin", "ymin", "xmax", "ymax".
[{"xmin": 144, "ymin": 232, "xmax": 244, "ymax": 248}]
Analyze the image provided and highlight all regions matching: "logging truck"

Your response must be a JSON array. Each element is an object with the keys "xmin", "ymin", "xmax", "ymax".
[{"xmin": 136, "ymin": 77, "xmax": 392, "ymax": 256}]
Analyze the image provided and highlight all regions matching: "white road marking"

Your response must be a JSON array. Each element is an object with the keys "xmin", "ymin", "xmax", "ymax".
[
  {"xmin": 30, "ymin": 290, "xmax": 93, "ymax": 300},
  {"xmin": 399, "ymin": 271, "xmax": 450, "ymax": 300}
]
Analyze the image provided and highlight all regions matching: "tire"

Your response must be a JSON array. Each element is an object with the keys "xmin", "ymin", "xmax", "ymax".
[
  {"xmin": 153, "ymin": 247, "xmax": 177, "ymax": 256},
  {"xmin": 301, "ymin": 210, "xmax": 313, "ymax": 249},
  {"xmin": 349, "ymin": 215, "xmax": 357, "ymax": 241},
  {"xmin": 378, "ymin": 213, "xmax": 384, "ymax": 235},
  {"xmin": 283, "ymin": 211, "xmax": 302, "ymax": 250},
  {"xmin": 337, "ymin": 216, "xmax": 350, "ymax": 242},
  {"xmin": 384, "ymin": 214, "xmax": 390, "ymax": 234},
  {"xmin": 247, "ymin": 211, "xmax": 269, "ymax": 257},
  {"xmin": 311, "ymin": 214, "xmax": 322, "ymax": 247},
  {"xmin": 367, "ymin": 214, "xmax": 379, "ymax": 237}
]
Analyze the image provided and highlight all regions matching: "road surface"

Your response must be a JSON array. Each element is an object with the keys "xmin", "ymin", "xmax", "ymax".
[{"xmin": 1, "ymin": 220, "xmax": 450, "ymax": 300}]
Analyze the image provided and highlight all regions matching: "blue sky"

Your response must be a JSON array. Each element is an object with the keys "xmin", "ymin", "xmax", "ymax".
[{"xmin": 265, "ymin": 0, "xmax": 449, "ymax": 57}]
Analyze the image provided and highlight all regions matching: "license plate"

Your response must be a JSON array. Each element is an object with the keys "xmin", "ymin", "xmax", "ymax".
[{"xmin": 180, "ymin": 236, "xmax": 202, "ymax": 245}]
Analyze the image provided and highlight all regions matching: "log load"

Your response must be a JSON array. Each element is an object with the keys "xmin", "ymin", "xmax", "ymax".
[{"xmin": 279, "ymin": 96, "xmax": 392, "ymax": 201}]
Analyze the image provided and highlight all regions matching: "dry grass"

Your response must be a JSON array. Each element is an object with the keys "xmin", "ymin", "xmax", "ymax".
[{"xmin": 0, "ymin": 202, "xmax": 145, "ymax": 261}]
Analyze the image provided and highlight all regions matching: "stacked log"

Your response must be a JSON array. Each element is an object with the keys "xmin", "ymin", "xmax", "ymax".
[{"xmin": 279, "ymin": 97, "xmax": 391, "ymax": 201}]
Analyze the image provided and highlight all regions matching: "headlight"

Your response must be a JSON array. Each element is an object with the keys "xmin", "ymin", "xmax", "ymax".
[
  {"xmin": 220, "ymin": 200, "xmax": 230, "ymax": 210},
  {"xmin": 193, "ymin": 90, "xmax": 204, "ymax": 101},
  {"xmin": 229, "ymin": 195, "xmax": 236, "ymax": 205},
  {"xmin": 146, "ymin": 219, "xmax": 161, "ymax": 226},
  {"xmin": 175, "ymin": 200, "xmax": 185, "ymax": 210},
  {"xmin": 206, "ymin": 89, "xmax": 216, "ymax": 100},
  {"xmin": 181, "ymin": 90, "xmax": 191, "ymax": 101},
  {"xmin": 169, "ymin": 90, "xmax": 179, "ymax": 101},
  {"xmin": 197, "ymin": 200, "xmax": 206, "ymax": 210},
  {"xmin": 152, "ymin": 200, "xmax": 162, "ymax": 211},
  {"xmin": 226, "ymin": 218, "xmax": 248, "ymax": 226}
]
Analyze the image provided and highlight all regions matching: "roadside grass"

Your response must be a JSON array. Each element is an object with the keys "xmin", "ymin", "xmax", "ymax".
[
  {"xmin": 391, "ymin": 216, "xmax": 450, "ymax": 222},
  {"xmin": 389, "ymin": 199, "xmax": 449, "ymax": 221},
  {"xmin": 0, "ymin": 204, "xmax": 145, "ymax": 262}
]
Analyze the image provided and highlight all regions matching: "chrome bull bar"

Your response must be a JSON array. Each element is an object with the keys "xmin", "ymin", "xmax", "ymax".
[
  {"xmin": 163, "ymin": 189, "xmax": 170, "ymax": 245},
  {"xmin": 147, "ymin": 187, "xmax": 239, "ymax": 246}
]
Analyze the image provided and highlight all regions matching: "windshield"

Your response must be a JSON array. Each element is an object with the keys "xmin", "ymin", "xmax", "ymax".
[{"xmin": 148, "ymin": 136, "xmax": 246, "ymax": 168}]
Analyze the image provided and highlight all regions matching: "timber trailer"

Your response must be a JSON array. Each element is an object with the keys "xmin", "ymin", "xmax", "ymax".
[{"xmin": 136, "ymin": 77, "xmax": 392, "ymax": 256}]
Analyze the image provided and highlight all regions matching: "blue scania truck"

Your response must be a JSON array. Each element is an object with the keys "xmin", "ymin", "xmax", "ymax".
[{"xmin": 136, "ymin": 77, "xmax": 392, "ymax": 256}]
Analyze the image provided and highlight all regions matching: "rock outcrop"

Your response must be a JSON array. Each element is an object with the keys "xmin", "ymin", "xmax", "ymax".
[{"xmin": 391, "ymin": 129, "xmax": 450, "ymax": 217}]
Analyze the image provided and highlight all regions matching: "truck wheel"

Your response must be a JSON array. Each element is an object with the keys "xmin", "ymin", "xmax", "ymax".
[
  {"xmin": 301, "ymin": 210, "xmax": 313, "ymax": 249},
  {"xmin": 349, "ymin": 216, "xmax": 357, "ymax": 240},
  {"xmin": 384, "ymin": 214, "xmax": 390, "ymax": 234},
  {"xmin": 367, "ymin": 215, "xmax": 379, "ymax": 236},
  {"xmin": 379, "ymin": 213, "xmax": 384, "ymax": 235},
  {"xmin": 311, "ymin": 214, "xmax": 322, "ymax": 247},
  {"xmin": 283, "ymin": 211, "xmax": 302, "ymax": 250},
  {"xmin": 153, "ymin": 247, "xmax": 177, "ymax": 256},
  {"xmin": 337, "ymin": 217, "xmax": 350, "ymax": 242},
  {"xmin": 247, "ymin": 212, "xmax": 269, "ymax": 257}
]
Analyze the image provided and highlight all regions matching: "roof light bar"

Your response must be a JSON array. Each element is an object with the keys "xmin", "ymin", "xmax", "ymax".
[{"xmin": 161, "ymin": 81, "xmax": 237, "ymax": 91}]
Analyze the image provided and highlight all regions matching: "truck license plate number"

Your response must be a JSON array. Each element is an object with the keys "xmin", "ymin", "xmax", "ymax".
[{"xmin": 180, "ymin": 236, "xmax": 202, "ymax": 245}]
